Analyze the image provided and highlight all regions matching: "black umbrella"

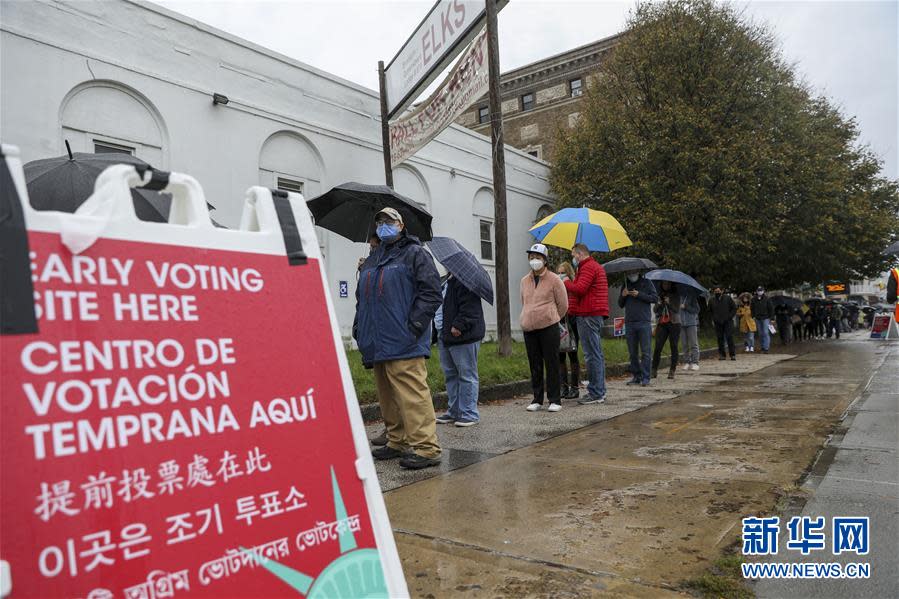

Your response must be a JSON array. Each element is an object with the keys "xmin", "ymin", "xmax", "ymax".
[
  {"xmin": 885, "ymin": 240, "xmax": 899, "ymax": 255},
  {"xmin": 306, "ymin": 182, "xmax": 432, "ymax": 242},
  {"xmin": 427, "ymin": 237, "xmax": 494, "ymax": 304},
  {"xmin": 770, "ymin": 295, "xmax": 803, "ymax": 309},
  {"xmin": 804, "ymin": 297, "xmax": 826, "ymax": 306},
  {"xmin": 602, "ymin": 256, "xmax": 658, "ymax": 274},
  {"xmin": 1, "ymin": 149, "xmax": 38, "ymax": 334},
  {"xmin": 24, "ymin": 146, "xmax": 173, "ymax": 222}
]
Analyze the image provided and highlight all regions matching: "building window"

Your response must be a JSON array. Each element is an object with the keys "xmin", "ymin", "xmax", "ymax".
[
  {"xmin": 480, "ymin": 220, "xmax": 493, "ymax": 261},
  {"xmin": 276, "ymin": 177, "xmax": 304, "ymax": 194},
  {"xmin": 94, "ymin": 140, "xmax": 134, "ymax": 155},
  {"xmin": 521, "ymin": 92, "xmax": 535, "ymax": 111},
  {"xmin": 570, "ymin": 78, "xmax": 583, "ymax": 97},
  {"xmin": 478, "ymin": 105, "xmax": 490, "ymax": 124},
  {"xmin": 536, "ymin": 204, "xmax": 554, "ymax": 224},
  {"xmin": 525, "ymin": 145, "xmax": 543, "ymax": 160}
]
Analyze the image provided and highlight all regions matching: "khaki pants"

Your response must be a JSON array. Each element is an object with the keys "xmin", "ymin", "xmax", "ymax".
[{"xmin": 374, "ymin": 357, "xmax": 441, "ymax": 459}]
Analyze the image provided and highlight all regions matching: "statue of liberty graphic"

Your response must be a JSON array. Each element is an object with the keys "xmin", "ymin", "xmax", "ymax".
[{"xmin": 243, "ymin": 467, "xmax": 389, "ymax": 598}]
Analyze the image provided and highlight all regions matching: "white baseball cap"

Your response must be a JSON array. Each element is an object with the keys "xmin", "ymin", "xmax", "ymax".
[
  {"xmin": 527, "ymin": 243, "xmax": 548, "ymax": 258},
  {"xmin": 375, "ymin": 207, "xmax": 404, "ymax": 224}
]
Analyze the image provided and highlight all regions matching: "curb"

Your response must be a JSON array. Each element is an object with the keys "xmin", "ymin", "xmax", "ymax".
[{"xmin": 360, "ymin": 347, "xmax": 723, "ymax": 423}]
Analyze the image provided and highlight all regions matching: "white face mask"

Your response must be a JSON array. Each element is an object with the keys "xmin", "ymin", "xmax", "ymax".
[
  {"xmin": 529, "ymin": 259, "xmax": 544, "ymax": 272},
  {"xmin": 627, "ymin": 273, "xmax": 639, "ymax": 283},
  {"xmin": 757, "ymin": 291, "xmax": 764, "ymax": 297}
]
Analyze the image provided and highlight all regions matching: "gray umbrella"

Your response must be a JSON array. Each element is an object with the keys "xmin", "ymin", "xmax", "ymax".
[
  {"xmin": 427, "ymin": 237, "xmax": 494, "ymax": 304},
  {"xmin": 645, "ymin": 269, "xmax": 708, "ymax": 295},
  {"xmin": 602, "ymin": 256, "xmax": 658, "ymax": 274},
  {"xmin": 886, "ymin": 240, "xmax": 899, "ymax": 255}
]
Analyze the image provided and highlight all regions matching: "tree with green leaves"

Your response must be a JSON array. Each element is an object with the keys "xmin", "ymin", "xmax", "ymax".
[{"xmin": 551, "ymin": 0, "xmax": 899, "ymax": 292}]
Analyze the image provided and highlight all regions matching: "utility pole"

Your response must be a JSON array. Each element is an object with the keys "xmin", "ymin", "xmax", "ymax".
[
  {"xmin": 485, "ymin": 0, "xmax": 511, "ymax": 356},
  {"xmin": 377, "ymin": 60, "xmax": 394, "ymax": 188}
]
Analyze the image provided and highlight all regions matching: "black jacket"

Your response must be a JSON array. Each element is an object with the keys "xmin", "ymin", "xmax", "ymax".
[
  {"xmin": 437, "ymin": 276, "xmax": 486, "ymax": 346},
  {"xmin": 709, "ymin": 294, "xmax": 737, "ymax": 324},
  {"xmin": 888, "ymin": 270, "xmax": 897, "ymax": 304},
  {"xmin": 750, "ymin": 295, "xmax": 774, "ymax": 319},
  {"xmin": 654, "ymin": 289, "xmax": 682, "ymax": 325},
  {"xmin": 618, "ymin": 276, "xmax": 658, "ymax": 323}
]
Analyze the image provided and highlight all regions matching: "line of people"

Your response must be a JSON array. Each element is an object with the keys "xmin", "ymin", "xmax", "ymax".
[
  {"xmin": 733, "ymin": 290, "xmax": 853, "ymax": 352},
  {"xmin": 519, "ymin": 244, "xmax": 712, "ymax": 408},
  {"xmin": 351, "ymin": 207, "xmax": 857, "ymax": 471},
  {"xmin": 520, "ymin": 243, "xmax": 609, "ymax": 411}
]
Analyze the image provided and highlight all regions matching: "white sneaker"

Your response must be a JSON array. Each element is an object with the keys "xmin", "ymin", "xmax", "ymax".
[
  {"xmin": 547, "ymin": 403, "xmax": 562, "ymax": 412},
  {"xmin": 526, "ymin": 403, "xmax": 542, "ymax": 412},
  {"xmin": 681, "ymin": 364, "xmax": 691, "ymax": 371},
  {"xmin": 691, "ymin": 363, "xmax": 700, "ymax": 371},
  {"xmin": 749, "ymin": 347, "xmax": 754, "ymax": 352}
]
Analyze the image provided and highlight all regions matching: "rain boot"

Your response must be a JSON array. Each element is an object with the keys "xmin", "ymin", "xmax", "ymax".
[
  {"xmin": 569, "ymin": 365, "xmax": 581, "ymax": 399},
  {"xmin": 559, "ymin": 364, "xmax": 570, "ymax": 399},
  {"xmin": 667, "ymin": 367, "xmax": 676, "ymax": 380}
]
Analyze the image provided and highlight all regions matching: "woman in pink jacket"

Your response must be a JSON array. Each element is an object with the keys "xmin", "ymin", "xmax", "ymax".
[{"xmin": 519, "ymin": 243, "xmax": 569, "ymax": 412}]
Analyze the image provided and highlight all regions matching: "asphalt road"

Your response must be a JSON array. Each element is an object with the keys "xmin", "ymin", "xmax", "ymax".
[
  {"xmin": 754, "ymin": 338, "xmax": 898, "ymax": 599},
  {"xmin": 368, "ymin": 332, "xmax": 895, "ymax": 597}
]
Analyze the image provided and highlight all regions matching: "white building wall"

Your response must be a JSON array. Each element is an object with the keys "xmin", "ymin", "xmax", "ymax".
[
  {"xmin": 850, "ymin": 274, "xmax": 890, "ymax": 301},
  {"xmin": 1, "ymin": 0, "xmax": 554, "ymax": 340}
]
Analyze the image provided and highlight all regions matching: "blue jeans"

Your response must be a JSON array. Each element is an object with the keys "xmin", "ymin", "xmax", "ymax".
[
  {"xmin": 755, "ymin": 318, "xmax": 771, "ymax": 351},
  {"xmin": 744, "ymin": 330, "xmax": 755, "ymax": 349},
  {"xmin": 577, "ymin": 315, "xmax": 606, "ymax": 399},
  {"xmin": 626, "ymin": 321, "xmax": 652, "ymax": 382},
  {"xmin": 438, "ymin": 340, "xmax": 480, "ymax": 421}
]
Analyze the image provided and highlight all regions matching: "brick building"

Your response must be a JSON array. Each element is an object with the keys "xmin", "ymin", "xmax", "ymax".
[{"xmin": 456, "ymin": 33, "xmax": 620, "ymax": 162}]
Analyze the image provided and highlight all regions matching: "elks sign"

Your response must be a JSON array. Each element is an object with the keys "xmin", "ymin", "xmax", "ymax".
[
  {"xmin": 384, "ymin": 0, "xmax": 506, "ymax": 117},
  {"xmin": 0, "ymin": 147, "xmax": 408, "ymax": 598},
  {"xmin": 390, "ymin": 27, "xmax": 489, "ymax": 167}
]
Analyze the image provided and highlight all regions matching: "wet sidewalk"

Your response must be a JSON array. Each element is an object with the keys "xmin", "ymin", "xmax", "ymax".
[
  {"xmin": 368, "ymin": 352, "xmax": 790, "ymax": 491},
  {"xmin": 375, "ymin": 332, "xmax": 884, "ymax": 596}
]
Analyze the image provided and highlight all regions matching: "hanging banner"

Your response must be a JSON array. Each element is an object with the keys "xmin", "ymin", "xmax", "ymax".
[
  {"xmin": 0, "ymin": 148, "xmax": 408, "ymax": 598},
  {"xmin": 390, "ymin": 26, "xmax": 489, "ymax": 167}
]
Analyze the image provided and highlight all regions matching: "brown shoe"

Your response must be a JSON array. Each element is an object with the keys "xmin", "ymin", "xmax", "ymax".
[
  {"xmin": 400, "ymin": 454, "xmax": 441, "ymax": 470},
  {"xmin": 370, "ymin": 428, "xmax": 387, "ymax": 446}
]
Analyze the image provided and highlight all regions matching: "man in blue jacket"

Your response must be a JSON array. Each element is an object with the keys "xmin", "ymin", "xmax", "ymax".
[
  {"xmin": 354, "ymin": 208, "xmax": 443, "ymax": 469},
  {"xmin": 618, "ymin": 271, "xmax": 659, "ymax": 386},
  {"xmin": 434, "ymin": 274, "xmax": 486, "ymax": 427}
]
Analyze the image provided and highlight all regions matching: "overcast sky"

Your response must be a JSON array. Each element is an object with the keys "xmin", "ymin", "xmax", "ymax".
[{"xmin": 156, "ymin": 0, "xmax": 898, "ymax": 179}]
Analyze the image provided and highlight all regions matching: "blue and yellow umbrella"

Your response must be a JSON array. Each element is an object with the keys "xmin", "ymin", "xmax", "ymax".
[{"xmin": 529, "ymin": 207, "xmax": 632, "ymax": 252}]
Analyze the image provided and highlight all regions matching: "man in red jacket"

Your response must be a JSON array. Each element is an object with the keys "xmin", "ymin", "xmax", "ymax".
[{"xmin": 564, "ymin": 243, "xmax": 609, "ymax": 403}]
